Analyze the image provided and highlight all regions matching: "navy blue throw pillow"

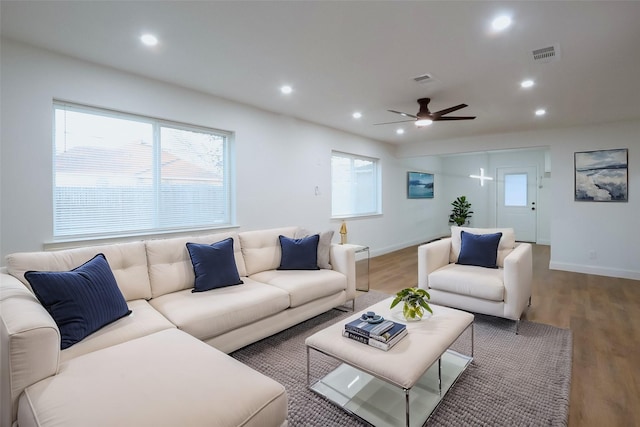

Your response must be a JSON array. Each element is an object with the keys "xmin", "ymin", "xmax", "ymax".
[
  {"xmin": 186, "ymin": 238, "xmax": 244, "ymax": 292},
  {"xmin": 457, "ymin": 231, "xmax": 503, "ymax": 269},
  {"xmin": 278, "ymin": 234, "xmax": 320, "ymax": 270},
  {"xmin": 25, "ymin": 254, "xmax": 131, "ymax": 350}
]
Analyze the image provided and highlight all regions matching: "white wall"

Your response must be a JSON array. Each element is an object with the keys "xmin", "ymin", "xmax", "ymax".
[
  {"xmin": 0, "ymin": 39, "xmax": 444, "ymax": 261},
  {"xmin": 548, "ymin": 121, "xmax": 639, "ymax": 280}
]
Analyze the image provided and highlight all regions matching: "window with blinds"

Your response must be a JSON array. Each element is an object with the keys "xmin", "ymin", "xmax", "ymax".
[
  {"xmin": 53, "ymin": 102, "xmax": 233, "ymax": 239},
  {"xmin": 331, "ymin": 151, "xmax": 381, "ymax": 218}
]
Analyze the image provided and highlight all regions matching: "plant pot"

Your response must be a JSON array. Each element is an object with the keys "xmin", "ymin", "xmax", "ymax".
[{"xmin": 393, "ymin": 303, "xmax": 432, "ymax": 322}]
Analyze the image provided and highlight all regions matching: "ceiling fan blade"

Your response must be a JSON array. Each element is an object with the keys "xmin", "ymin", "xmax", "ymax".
[
  {"xmin": 432, "ymin": 104, "xmax": 468, "ymax": 117},
  {"xmin": 373, "ymin": 119, "xmax": 416, "ymax": 125},
  {"xmin": 434, "ymin": 116, "xmax": 476, "ymax": 121},
  {"xmin": 387, "ymin": 110, "xmax": 418, "ymax": 119}
]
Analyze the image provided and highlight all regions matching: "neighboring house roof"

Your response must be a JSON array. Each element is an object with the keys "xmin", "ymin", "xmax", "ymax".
[{"xmin": 55, "ymin": 142, "xmax": 219, "ymax": 181}]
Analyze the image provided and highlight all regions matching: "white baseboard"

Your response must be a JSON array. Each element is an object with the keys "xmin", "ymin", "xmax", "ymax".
[{"xmin": 549, "ymin": 261, "xmax": 640, "ymax": 281}]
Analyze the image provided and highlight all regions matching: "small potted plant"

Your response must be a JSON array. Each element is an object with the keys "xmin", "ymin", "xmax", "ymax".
[
  {"xmin": 449, "ymin": 195, "xmax": 473, "ymax": 226},
  {"xmin": 390, "ymin": 287, "xmax": 433, "ymax": 321}
]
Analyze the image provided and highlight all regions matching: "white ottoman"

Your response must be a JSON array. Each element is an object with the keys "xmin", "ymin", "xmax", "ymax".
[{"xmin": 305, "ymin": 297, "xmax": 473, "ymax": 426}]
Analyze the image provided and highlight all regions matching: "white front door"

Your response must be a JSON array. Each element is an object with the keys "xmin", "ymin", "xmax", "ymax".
[{"xmin": 496, "ymin": 166, "xmax": 537, "ymax": 242}]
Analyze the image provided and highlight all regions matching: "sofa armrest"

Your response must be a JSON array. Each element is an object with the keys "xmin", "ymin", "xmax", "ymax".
[
  {"xmin": 329, "ymin": 244, "xmax": 356, "ymax": 301},
  {"xmin": 418, "ymin": 238, "xmax": 452, "ymax": 290},
  {"xmin": 502, "ymin": 242, "xmax": 533, "ymax": 320},
  {"xmin": 1, "ymin": 273, "xmax": 60, "ymax": 427}
]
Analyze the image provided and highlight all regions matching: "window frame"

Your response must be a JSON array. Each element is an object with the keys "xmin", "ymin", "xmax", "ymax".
[
  {"xmin": 330, "ymin": 150, "xmax": 382, "ymax": 219},
  {"xmin": 52, "ymin": 101, "xmax": 235, "ymax": 241}
]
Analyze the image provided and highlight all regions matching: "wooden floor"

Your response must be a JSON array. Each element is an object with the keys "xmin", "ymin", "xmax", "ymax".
[{"xmin": 368, "ymin": 244, "xmax": 640, "ymax": 426}]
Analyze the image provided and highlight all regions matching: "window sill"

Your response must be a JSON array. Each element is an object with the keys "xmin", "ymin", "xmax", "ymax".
[{"xmin": 44, "ymin": 225, "xmax": 240, "ymax": 251}]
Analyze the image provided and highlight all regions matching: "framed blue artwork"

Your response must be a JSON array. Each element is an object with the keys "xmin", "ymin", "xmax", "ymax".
[
  {"xmin": 575, "ymin": 148, "xmax": 628, "ymax": 202},
  {"xmin": 407, "ymin": 171, "xmax": 434, "ymax": 199}
]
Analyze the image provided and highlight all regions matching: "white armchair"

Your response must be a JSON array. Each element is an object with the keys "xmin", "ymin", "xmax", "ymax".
[{"xmin": 418, "ymin": 227, "xmax": 533, "ymax": 332}]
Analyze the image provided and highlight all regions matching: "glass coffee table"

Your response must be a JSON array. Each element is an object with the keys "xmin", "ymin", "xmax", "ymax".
[{"xmin": 305, "ymin": 298, "xmax": 473, "ymax": 427}]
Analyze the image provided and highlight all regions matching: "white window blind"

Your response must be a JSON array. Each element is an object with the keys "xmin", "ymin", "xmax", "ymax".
[
  {"xmin": 53, "ymin": 102, "xmax": 232, "ymax": 239},
  {"xmin": 331, "ymin": 151, "xmax": 381, "ymax": 218}
]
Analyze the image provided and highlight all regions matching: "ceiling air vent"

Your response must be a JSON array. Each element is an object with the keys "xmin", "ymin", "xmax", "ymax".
[
  {"xmin": 532, "ymin": 44, "xmax": 561, "ymax": 63},
  {"xmin": 413, "ymin": 73, "xmax": 435, "ymax": 84}
]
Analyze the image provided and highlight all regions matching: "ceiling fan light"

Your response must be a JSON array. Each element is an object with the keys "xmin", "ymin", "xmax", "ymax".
[{"xmin": 415, "ymin": 119, "xmax": 433, "ymax": 127}]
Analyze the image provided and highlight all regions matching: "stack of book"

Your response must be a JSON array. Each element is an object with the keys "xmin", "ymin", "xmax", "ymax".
[{"xmin": 343, "ymin": 318, "xmax": 407, "ymax": 351}]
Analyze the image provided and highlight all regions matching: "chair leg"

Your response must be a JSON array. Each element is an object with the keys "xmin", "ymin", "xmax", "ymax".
[
  {"xmin": 528, "ymin": 296, "xmax": 532, "ymax": 307},
  {"xmin": 335, "ymin": 298, "xmax": 355, "ymax": 312},
  {"xmin": 515, "ymin": 319, "xmax": 520, "ymax": 335}
]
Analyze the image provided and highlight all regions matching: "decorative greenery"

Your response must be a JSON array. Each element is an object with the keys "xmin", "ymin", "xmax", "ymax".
[
  {"xmin": 449, "ymin": 195, "xmax": 474, "ymax": 226},
  {"xmin": 390, "ymin": 287, "xmax": 433, "ymax": 321}
]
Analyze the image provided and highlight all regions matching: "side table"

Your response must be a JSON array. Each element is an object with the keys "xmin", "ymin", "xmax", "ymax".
[{"xmin": 353, "ymin": 245, "xmax": 370, "ymax": 292}]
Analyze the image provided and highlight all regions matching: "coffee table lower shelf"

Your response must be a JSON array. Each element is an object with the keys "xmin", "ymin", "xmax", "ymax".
[{"xmin": 308, "ymin": 349, "xmax": 472, "ymax": 427}]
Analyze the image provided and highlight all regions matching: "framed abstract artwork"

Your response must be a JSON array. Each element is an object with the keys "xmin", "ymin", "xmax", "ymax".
[
  {"xmin": 407, "ymin": 171, "xmax": 434, "ymax": 199},
  {"xmin": 574, "ymin": 148, "xmax": 628, "ymax": 202}
]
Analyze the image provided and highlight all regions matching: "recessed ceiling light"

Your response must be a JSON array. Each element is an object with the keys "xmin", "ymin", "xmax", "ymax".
[
  {"xmin": 280, "ymin": 85, "xmax": 293, "ymax": 95},
  {"xmin": 396, "ymin": 128, "xmax": 405, "ymax": 135},
  {"xmin": 352, "ymin": 112, "xmax": 362, "ymax": 119},
  {"xmin": 415, "ymin": 119, "xmax": 433, "ymax": 127},
  {"xmin": 535, "ymin": 109, "xmax": 546, "ymax": 116},
  {"xmin": 492, "ymin": 15, "xmax": 512, "ymax": 31},
  {"xmin": 140, "ymin": 34, "xmax": 158, "ymax": 46},
  {"xmin": 521, "ymin": 79, "xmax": 534, "ymax": 88}
]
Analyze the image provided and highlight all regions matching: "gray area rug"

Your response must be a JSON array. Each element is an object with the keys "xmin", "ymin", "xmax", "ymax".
[{"xmin": 231, "ymin": 291, "xmax": 572, "ymax": 426}]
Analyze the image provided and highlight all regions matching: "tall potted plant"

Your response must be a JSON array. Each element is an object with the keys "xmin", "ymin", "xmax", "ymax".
[{"xmin": 449, "ymin": 196, "xmax": 473, "ymax": 226}]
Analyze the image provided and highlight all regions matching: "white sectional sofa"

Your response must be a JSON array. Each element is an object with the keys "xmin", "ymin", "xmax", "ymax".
[{"xmin": 0, "ymin": 226, "xmax": 356, "ymax": 427}]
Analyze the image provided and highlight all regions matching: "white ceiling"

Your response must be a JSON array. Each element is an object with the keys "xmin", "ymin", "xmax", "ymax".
[{"xmin": 2, "ymin": 1, "xmax": 640, "ymax": 146}]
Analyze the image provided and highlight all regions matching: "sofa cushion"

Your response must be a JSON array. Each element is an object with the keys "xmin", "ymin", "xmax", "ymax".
[
  {"xmin": 450, "ymin": 226, "xmax": 516, "ymax": 267},
  {"xmin": 429, "ymin": 263, "xmax": 504, "ymax": 302},
  {"xmin": 239, "ymin": 226, "xmax": 298, "ymax": 275},
  {"xmin": 295, "ymin": 228, "xmax": 335, "ymax": 269},
  {"xmin": 187, "ymin": 238, "xmax": 244, "ymax": 292},
  {"xmin": 60, "ymin": 299, "xmax": 176, "ymax": 363},
  {"xmin": 18, "ymin": 329, "xmax": 287, "ymax": 427},
  {"xmin": 251, "ymin": 269, "xmax": 347, "ymax": 308},
  {"xmin": 24, "ymin": 254, "xmax": 132, "ymax": 350},
  {"xmin": 457, "ymin": 231, "xmax": 502, "ymax": 269},
  {"xmin": 149, "ymin": 279, "xmax": 290, "ymax": 341},
  {"xmin": 145, "ymin": 232, "xmax": 246, "ymax": 298},
  {"xmin": 6, "ymin": 241, "xmax": 151, "ymax": 301},
  {"xmin": 278, "ymin": 234, "xmax": 320, "ymax": 270}
]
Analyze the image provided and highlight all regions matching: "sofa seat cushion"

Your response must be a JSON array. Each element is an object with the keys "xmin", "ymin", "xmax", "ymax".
[
  {"xmin": 250, "ymin": 269, "xmax": 347, "ymax": 308},
  {"xmin": 149, "ymin": 279, "xmax": 290, "ymax": 341},
  {"xmin": 60, "ymin": 299, "xmax": 176, "ymax": 363},
  {"xmin": 429, "ymin": 263, "xmax": 504, "ymax": 302},
  {"xmin": 18, "ymin": 329, "xmax": 287, "ymax": 427}
]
